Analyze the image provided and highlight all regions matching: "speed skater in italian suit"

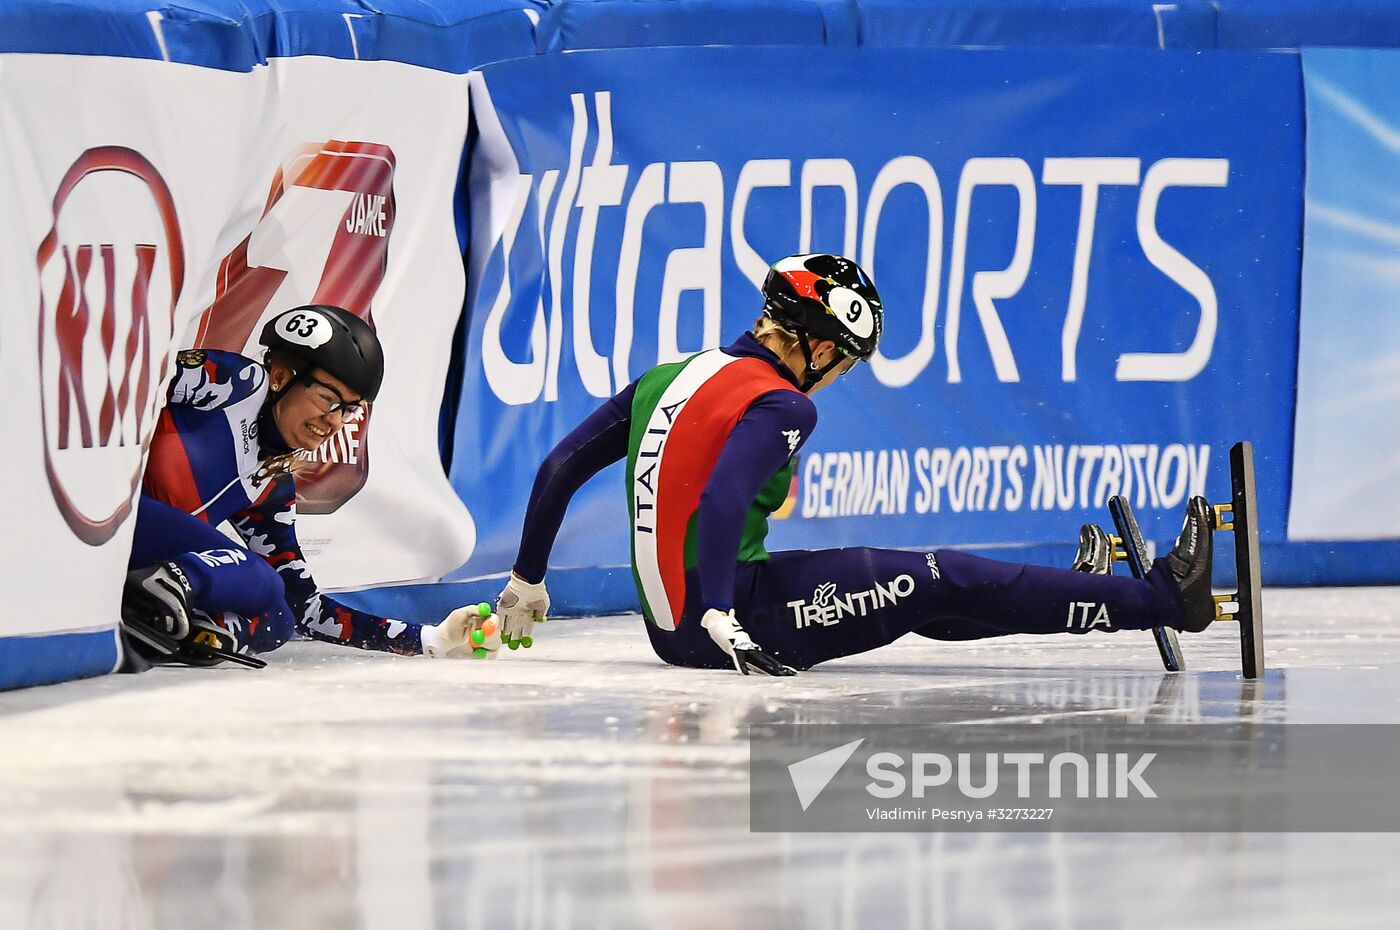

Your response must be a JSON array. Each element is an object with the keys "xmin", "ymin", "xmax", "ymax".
[
  {"xmin": 122, "ymin": 305, "xmax": 498, "ymax": 666},
  {"xmin": 491, "ymin": 253, "xmax": 1221, "ymax": 675}
]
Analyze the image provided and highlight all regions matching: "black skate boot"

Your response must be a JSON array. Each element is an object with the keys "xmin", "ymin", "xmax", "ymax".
[
  {"xmin": 1162, "ymin": 496, "xmax": 1215, "ymax": 633},
  {"xmin": 122, "ymin": 600, "xmax": 266, "ymax": 670},
  {"xmin": 1071, "ymin": 524, "xmax": 1113, "ymax": 574},
  {"xmin": 120, "ymin": 562, "xmax": 194, "ymax": 664}
]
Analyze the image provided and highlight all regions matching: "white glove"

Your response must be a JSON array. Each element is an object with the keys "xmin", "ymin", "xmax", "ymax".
[
  {"xmin": 496, "ymin": 574, "xmax": 549, "ymax": 650},
  {"xmin": 421, "ymin": 603, "xmax": 502, "ymax": 659},
  {"xmin": 701, "ymin": 609, "xmax": 797, "ymax": 677}
]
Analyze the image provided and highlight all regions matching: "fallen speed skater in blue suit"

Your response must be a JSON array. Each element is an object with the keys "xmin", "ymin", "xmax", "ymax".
[{"xmin": 122, "ymin": 305, "xmax": 499, "ymax": 668}]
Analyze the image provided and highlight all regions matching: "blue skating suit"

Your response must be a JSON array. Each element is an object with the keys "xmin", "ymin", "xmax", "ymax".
[
  {"xmin": 513, "ymin": 334, "xmax": 1188, "ymax": 671},
  {"xmin": 133, "ymin": 349, "xmax": 421, "ymax": 655}
]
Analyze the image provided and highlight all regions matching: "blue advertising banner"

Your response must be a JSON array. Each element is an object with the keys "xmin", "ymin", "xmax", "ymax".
[
  {"xmin": 449, "ymin": 46, "xmax": 1302, "ymax": 585},
  {"xmin": 1293, "ymin": 48, "xmax": 1400, "ymax": 541}
]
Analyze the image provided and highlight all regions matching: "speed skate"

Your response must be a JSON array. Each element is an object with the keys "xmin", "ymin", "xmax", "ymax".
[{"xmin": 1105, "ymin": 441, "xmax": 1266, "ymax": 678}]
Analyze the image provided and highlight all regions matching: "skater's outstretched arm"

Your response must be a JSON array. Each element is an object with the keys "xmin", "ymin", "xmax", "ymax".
[
  {"xmin": 495, "ymin": 384, "xmax": 636, "ymax": 647},
  {"xmin": 512, "ymin": 382, "xmax": 637, "ymax": 583},
  {"xmin": 228, "ymin": 474, "xmax": 497, "ymax": 658}
]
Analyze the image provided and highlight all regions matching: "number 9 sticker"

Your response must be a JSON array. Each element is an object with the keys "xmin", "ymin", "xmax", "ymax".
[
  {"xmin": 827, "ymin": 287, "xmax": 874, "ymax": 339},
  {"xmin": 277, "ymin": 309, "xmax": 333, "ymax": 349}
]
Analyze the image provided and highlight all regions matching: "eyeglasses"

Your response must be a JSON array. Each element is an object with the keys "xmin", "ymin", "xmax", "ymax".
[{"xmin": 296, "ymin": 373, "xmax": 367, "ymax": 421}]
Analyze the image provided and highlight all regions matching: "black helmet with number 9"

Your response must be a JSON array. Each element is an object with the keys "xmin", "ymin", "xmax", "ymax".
[
  {"xmin": 762, "ymin": 253, "xmax": 883, "ymax": 390},
  {"xmin": 259, "ymin": 305, "xmax": 385, "ymax": 402}
]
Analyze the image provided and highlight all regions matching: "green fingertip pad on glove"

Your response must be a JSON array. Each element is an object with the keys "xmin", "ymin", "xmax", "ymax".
[
  {"xmin": 470, "ymin": 629, "xmax": 485, "ymax": 647},
  {"xmin": 476, "ymin": 602, "xmax": 492, "ymax": 617},
  {"xmin": 507, "ymin": 639, "xmax": 521, "ymax": 651},
  {"xmin": 521, "ymin": 636, "xmax": 533, "ymax": 648},
  {"xmin": 472, "ymin": 647, "xmax": 489, "ymax": 659}
]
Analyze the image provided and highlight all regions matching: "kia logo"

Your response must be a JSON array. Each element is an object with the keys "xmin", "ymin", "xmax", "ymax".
[{"xmin": 35, "ymin": 147, "xmax": 185, "ymax": 545}]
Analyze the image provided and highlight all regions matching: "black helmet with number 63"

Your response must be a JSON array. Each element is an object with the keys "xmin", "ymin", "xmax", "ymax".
[
  {"xmin": 762, "ymin": 253, "xmax": 883, "ymax": 362},
  {"xmin": 259, "ymin": 305, "xmax": 385, "ymax": 402}
]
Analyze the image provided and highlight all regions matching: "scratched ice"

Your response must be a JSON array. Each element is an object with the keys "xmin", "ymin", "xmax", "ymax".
[{"xmin": 1, "ymin": 587, "xmax": 1398, "ymax": 929}]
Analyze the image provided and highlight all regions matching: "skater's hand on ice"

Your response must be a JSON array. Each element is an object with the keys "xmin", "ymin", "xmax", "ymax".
[
  {"xmin": 701, "ymin": 609, "xmax": 797, "ymax": 677},
  {"xmin": 497, "ymin": 573, "xmax": 550, "ymax": 650},
  {"xmin": 423, "ymin": 603, "xmax": 501, "ymax": 659}
]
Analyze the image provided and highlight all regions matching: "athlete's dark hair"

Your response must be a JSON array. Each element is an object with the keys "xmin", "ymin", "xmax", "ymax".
[{"xmin": 262, "ymin": 347, "xmax": 304, "ymax": 382}]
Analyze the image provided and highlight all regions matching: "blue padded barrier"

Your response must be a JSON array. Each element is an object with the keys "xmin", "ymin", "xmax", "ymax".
[
  {"xmin": 854, "ymin": 0, "xmax": 1217, "ymax": 49},
  {"xmin": 1215, "ymin": 1, "xmax": 1400, "ymax": 49},
  {"xmin": 14, "ymin": 0, "xmax": 1400, "ymax": 69},
  {"xmin": 0, "ymin": 629, "xmax": 121, "ymax": 692},
  {"xmin": 533, "ymin": 0, "xmax": 858, "ymax": 52},
  {"xmin": 0, "ymin": 0, "xmax": 541, "ymax": 71}
]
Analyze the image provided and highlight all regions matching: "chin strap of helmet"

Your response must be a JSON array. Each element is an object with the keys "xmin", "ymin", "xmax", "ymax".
[{"xmin": 260, "ymin": 355, "xmax": 305, "ymax": 455}]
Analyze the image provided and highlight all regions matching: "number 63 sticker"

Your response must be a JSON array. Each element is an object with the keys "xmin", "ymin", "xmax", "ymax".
[{"xmin": 278, "ymin": 309, "xmax": 333, "ymax": 348}]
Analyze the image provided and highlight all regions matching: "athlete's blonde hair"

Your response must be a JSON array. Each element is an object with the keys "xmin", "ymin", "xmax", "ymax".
[{"xmin": 752, "ymin": 314, "xmax": 801, "ymax": 357}]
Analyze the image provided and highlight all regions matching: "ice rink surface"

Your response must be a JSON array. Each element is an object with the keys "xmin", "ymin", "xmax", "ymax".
[{"xmin": 2, "ymin": 587, "xmax": 1400, "ymax": 930}]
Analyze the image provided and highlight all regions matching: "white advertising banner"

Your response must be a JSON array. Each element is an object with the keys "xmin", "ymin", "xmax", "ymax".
[
  {"xmin": 190, "ymin": 58, "xmax": 476, "ymax": 588},
  {"xmin": 0, "ymin": 55, "xmax": 264, "ymax": 649},
  {"xmin": 0, "ymin": 54, "xmax": 474, "ymax": 670}
]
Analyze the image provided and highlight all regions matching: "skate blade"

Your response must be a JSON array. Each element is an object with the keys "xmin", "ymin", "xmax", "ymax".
[
  {"xmin": 1109, "ymin": 495, "xmax": 1186, "ymax": 673},
  {"xmin": 1207, "ymin": 441, "xmax": 1265, "ymax": 680}
]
